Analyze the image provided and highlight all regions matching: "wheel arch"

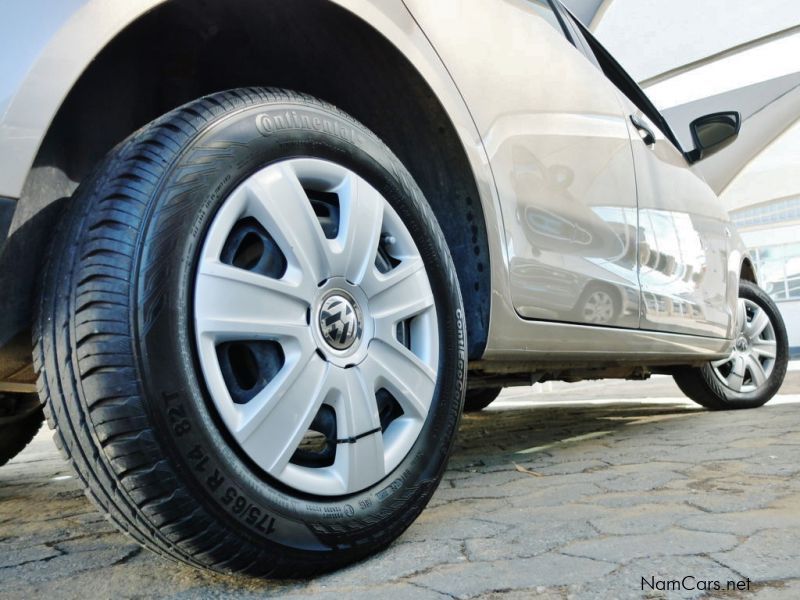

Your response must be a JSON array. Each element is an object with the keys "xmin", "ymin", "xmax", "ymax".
[
  {"xmin": 740, "ymin": 256, "xmax": 758, "ymax": 285},
  {"xmin": 4, "ymin": 0, "xmax": 494, "ymax": 364}
]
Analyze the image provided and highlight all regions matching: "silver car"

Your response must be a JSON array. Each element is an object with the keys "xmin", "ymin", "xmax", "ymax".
[{"xmin": 0, "ymin": 0, "xmax": 789, "ymax": 577}]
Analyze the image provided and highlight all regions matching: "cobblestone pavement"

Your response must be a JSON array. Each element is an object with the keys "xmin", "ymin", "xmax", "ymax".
[{"xmin": 2, "ymin": 370, "xmax": 799, "ymax": 599}]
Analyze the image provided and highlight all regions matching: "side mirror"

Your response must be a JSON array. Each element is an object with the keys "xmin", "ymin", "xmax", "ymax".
[{"xmin": 688, "ymin": 111, "xmax": 741, "ymax": 163}]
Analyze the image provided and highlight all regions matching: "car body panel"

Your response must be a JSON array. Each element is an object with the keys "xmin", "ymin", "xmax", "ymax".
[
  {"xmin": 0, "ymin": 0, "xmax": 746, "ymax": 368},
  {"xmin": 0, "ymin": 0, "xmax": 165, "ymax": 199},
  {"xmin": 405, "ymin": 0, "xmax": 642, "ymax": 330},
  {"xmin": 481, "ymin": 310, "xmax": 732, "ymax": 362},
  {"xmin": 623, "ymin": 107, "xmax": 734, "ymax": 339}
]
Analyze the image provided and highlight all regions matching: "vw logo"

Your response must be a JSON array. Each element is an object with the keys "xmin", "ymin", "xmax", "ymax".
[{"xmin": 319, "ymin": 294, "xmax": 361, "ymax": 351}]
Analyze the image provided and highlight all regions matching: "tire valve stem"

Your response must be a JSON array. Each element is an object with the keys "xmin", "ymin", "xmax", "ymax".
[{"xmin": 382, "ymin": 233, "xmax": 396, "ymax": 247}]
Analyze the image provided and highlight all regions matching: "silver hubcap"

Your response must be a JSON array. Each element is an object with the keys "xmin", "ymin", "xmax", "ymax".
[
  {"xmin": 711, "ymin": 298, "xmax": 777, "ymax": 394},
  {"xmin": 194, "ymin": 158, "xmax": 438, "ymax": 496}
]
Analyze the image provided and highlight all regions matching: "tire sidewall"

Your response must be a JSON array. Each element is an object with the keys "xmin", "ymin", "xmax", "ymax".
[{"xmin": 132, "ymin": 97, "xmax": 466, "ymax": 551}]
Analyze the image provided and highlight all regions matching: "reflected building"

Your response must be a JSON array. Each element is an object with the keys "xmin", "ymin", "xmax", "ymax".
[{"xmin": 565, "ymin": 0, "xmax": 800, "ymax": 354}]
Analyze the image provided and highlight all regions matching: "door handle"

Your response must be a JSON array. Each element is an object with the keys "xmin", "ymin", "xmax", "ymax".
[{"xmin": 630, "ymin": 115, "xmax": 656, "ymax": 146}]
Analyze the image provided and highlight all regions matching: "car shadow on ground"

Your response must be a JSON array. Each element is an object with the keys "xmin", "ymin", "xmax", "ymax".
[{"xmin": 453, "ymin": 401, "xmax": 702, "ymax": 466}]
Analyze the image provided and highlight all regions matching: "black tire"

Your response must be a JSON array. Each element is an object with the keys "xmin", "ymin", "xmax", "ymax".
[
  {"xmin": 673, "ymin": 281, "xmax": 788, "ymax": 410},
  {"xmin": 0, "ymin": 394, "xmax": 44, "ymax": 466},
  {"xmin": 34, "ymin": 88, "xmax": 466, "ymax": 577},
  {"xmin": 463, "ymin": 387, "xmax": 502, "ymax": 412}
]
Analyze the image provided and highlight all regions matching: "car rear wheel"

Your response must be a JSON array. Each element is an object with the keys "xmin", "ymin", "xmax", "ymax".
[
  {"xmin": 34, "ymin": 88, "xmax": 466, "ymax": 576},
  {"xmin": 673, "ymin": 281, "xmax": 788, "ymax": 410},
  {"xmin": 0, "ymin": 393, "xmax": 43, "ymax": 466}
]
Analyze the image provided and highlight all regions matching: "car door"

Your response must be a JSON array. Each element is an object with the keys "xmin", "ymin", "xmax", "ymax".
[
  {"xmin": 627, "ymin": 109, "xmax": 732, "ymax": 338},
  {"xmin": 566, "ymin": 14, "xmax": 733, "ymax": 339},
  {"xmin": 403, "ymin": 0, "xmax": 641, "ymax": 329}
]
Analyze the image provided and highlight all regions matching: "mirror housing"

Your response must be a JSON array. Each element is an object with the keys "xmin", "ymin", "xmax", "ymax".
[{"xmin": 687, "ymin": 111, "xmax": 741, "ymax": 163}]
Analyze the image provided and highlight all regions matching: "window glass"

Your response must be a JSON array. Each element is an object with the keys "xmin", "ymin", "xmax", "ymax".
[
  {"xmin": 750, "ymin": 242, "xmax": 800, "ymax": 301},
  {"xmin": 731, "ymin": 197, "xmax": 800, "ymax": 230},
  {"xmin": 731, "ymin": 198, "xmax": 800, "ymax": 301}
]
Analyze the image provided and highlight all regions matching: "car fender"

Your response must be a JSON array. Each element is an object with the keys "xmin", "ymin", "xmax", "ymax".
[{"xmin": 0, "ymin": 0, "xmax": 165, "ymax": 199}]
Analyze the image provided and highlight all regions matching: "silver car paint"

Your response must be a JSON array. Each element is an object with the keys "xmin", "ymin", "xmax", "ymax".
[
  {"xmin": 0, "ymin": 0, "xmax": 749, "ymax": 364},
  {"xmin": 406, "ymin": 0, "xmax": 643, "ymax": 331},
  {"xmin": 623, "ymin": 107, "xmax": 734, "ymax": 339},
  {"xmin": 406, "ymin": 0, "xmax": 745, "ymax": 341},
  {"xmin": 0, "ymin": 0, "xmax": 165, "ymax": 199}
]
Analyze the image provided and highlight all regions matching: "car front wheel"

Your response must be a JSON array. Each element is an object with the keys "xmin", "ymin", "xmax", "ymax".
[
  {"xmin": 674, "ymin": 280, "xmax": 788, "ymax": 410},
  {"xmin": 35, "ymin": 88, "xmax": 466, "ymax": 576}
]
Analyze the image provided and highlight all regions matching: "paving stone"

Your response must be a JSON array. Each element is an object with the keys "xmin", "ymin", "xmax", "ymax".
[
  {"xmin": 1, "ymin": 373, "xmax": 798, "ymax": 597},
  {"xmin": 566, "ymin": 555, "xmax": 744, "ymax": 600},
  {"xmin": 482, "ymin": 502, "xmax": 612, "ymax": 526},
  {"xmin": 2, "ymin": 551, "xmax": 295, "ymax": 600},
  {"xmin": 520, "ymin": 459, "xmax": 609, "ymax": 476},
  {"xmin": 409, "ymin": 553, "xmax": 617, "ymax": 598},
  {"xmin": 599, "ymin": 469, "xmax": 687, "ymax": 492},
  {"xmin": 0, "ymin": 542, "xmax": 61, "ymax": 568},
  {"xmin": 562, "ymin": 528, "xmax": 738, "ymax": 562},
  {"xmin": 464, "ymin": 519, "xmax": 597, "ymax": 561},
  {"xmin": 500, "ymin": 482, "xmax": 605, "ymax": 507},
  {"xmin": 577, "ymin": 489, "xmax": 702, "ymax": 509},
  {"xmin": 589, "ymin": 504, "xmax": 700, "ymax": 535},
  {"xmin": 713, "ymin": 528, "xmax": 800, "ymax": 581},
  {"xmin": 746, "ymin": 579, "xmax": 800, "ymax": 599},
  {"xmin": 0, "ymin": 542, "xmax": 142, "ymax": 587},
  {"xmin": 314, "ymin": 540, "xmax": 465, "ymax": 586},
  {"xmin": 680, "ymin": 506, "xmax": 800, "ymax": 536},
  {"xmin": 283, "ymin": 583, "xmax": 450, "ymax": 600},
  {"xmin": 400, "ymin": 515, "xmax": 509, "ymax": 543},
  {"xmin": 475, "ymin": 589, "xmax": 564, "ymax": 600}
]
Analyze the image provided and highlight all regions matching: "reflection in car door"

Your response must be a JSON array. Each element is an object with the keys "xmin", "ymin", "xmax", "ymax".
[
  {"xmin": 405, "ymin": 0, "xmax": 642, "ymax": 329},
  {"xmin": 622, "ymin": 108, "xmax": 732, "ymax": 338},
  {"xmin": 559, "ymin": 7, "xmax": 733, "ymax": 339}
]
